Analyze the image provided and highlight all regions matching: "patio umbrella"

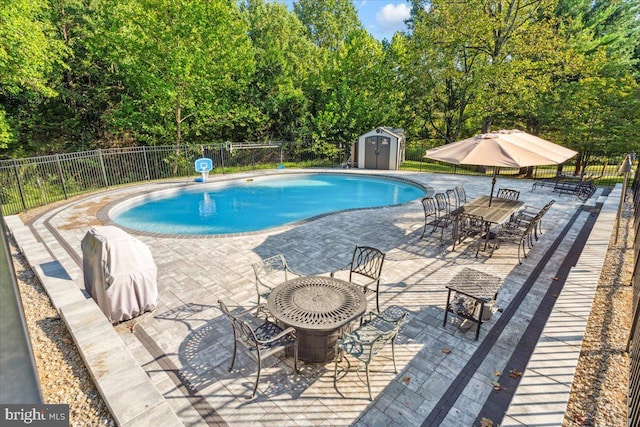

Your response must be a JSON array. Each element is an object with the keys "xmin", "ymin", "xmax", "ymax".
[{"xmin": 424, "ymin": 129, "xmax": 578, "ymax": 206}]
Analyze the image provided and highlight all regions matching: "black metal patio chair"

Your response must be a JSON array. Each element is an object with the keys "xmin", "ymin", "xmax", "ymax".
[
  {"xmin": 496, "ymin": 188, "xmax": 521, "ymax": 201},
  {"xmin": 446, "ymin": 188, "xmax": 460, "ymax": 210},
  {"xmin": 218, "ymin": 299, "xmax": 298, "ymax": 399},
  {"xmin": 510, "ymin": 199, "xmax": 555, "ymax": 242},
  {"xmin": 433, "ymin": 192, "xmax": 455, "ymax": 236},
  {"xmin": 334, "ymin": 308, "xmax": 409, "ymax": 400},
  {"xmin": 252, "ymin": 254, "xmax": 302, "ymax": 306},
  {"xmin": 421, "ymin": 197, "xmax": 446, "ymax": 241},
  {"xmin": 455, "ymin": 186, "xmax": 467, "ymax": 206},
  {"xmin": 452, "ymin": 212, "xmax": 487, "ymax": 257},
  {"xmin": 494, "ymin": 217, "xmax": 538, "ymax": 264},
  {"xmin": 331, "ymin": 245, "xmax": 385, "ymax": 313}
]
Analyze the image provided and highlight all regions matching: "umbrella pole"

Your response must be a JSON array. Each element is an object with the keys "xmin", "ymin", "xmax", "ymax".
[{"xmin": 489, "ymin": 168, "xmax": 498, "ymax": 207}]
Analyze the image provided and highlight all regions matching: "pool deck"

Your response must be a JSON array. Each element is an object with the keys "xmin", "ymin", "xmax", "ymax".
[{"xmin": 5, "ymin": 169, "xmax": 621, "ymax": 427}]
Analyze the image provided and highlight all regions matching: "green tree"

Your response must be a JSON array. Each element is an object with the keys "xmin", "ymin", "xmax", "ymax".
[
  {"xmin": 240, "ymin": 0, "xmax": 318, "ymax": 142},
  {"xmin": 376, "ymin": 33, "xmax": 415, "ymax": 142},
  {"xmin": 404, "ymin": 0, "xmax": 565, "ymax": 144},
  {"xmin": 541, "ymin": 0, "xmax": 640, "ymax": 172},
  {"xmin": 0, "ymin": 0, "xmax": 68, "ymax": 151},
  {"xmin": 403, "ymin": 1, "xmax": 477, "ymax": 143},
  {"xmin": 294, "ymin": 0, "xmax": 395, "ymax": 157},
  {"xmin": 294, "ymin": 0, "xmax": 362, "ymax": 51},
  {"xmin": 30, "ymin": 0, "xmax": 113, "ymax": 153},
  {"xmin": 311, "ymin": 30, "xmax": 391, "ymax": 144},
  {"xmin": 93, "ymin": 0, "xmax": 255, "ymax": 148}
]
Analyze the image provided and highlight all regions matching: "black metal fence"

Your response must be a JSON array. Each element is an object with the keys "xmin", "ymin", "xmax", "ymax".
[
  {"xmin": 629, "ymin": 160, "xmax": 640, "ymax": 426},
  {"xmin": 0, "ymin": 142, "xmax": 631, "ymax": 215},
  {"xmin": 403, "ymin": 141, "xmax": 630, "ymax": 184},
  {"xmin": 0, "ymin": 143, "xmax": 296, "ymax": 215}
]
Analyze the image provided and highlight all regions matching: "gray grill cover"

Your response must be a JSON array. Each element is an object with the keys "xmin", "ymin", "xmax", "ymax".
[{"xmin": 81, "ymin": 226, "xmax": 158, "ymax": 323}]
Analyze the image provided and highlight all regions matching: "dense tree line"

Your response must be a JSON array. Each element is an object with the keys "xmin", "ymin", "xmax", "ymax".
[{"xmin": 1, "ymin": 0, "xmax": 638, "ymax": 160}]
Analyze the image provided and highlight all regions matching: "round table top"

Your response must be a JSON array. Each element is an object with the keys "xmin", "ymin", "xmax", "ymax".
[{"xmin": 267, "ymin": 276, "xmax": 367, "ymax": 331}]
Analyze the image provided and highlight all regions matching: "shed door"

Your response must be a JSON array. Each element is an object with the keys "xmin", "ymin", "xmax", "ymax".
[{"xmin": 364, "ymin": 136, "xmax": 391, "ymax": 169}]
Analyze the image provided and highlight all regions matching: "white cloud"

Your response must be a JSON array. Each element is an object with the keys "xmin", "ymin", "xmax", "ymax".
[{"xmin": 375, "ymin": 3, "xmax": 411, "ymax": 32}]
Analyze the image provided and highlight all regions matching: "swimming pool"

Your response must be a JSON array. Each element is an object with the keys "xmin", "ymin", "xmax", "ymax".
[{"xmin": 111, "ymin": 173, "xmax": 426, "ymax": 235}]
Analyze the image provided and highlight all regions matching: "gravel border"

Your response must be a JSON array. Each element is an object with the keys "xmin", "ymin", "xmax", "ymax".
[
  {"xmin": 9, "ymin": 235, "xmax": 115, "ymax": 427},
  {"xmin": 563, "ymin": 195, "xmax": 633, "ymax": 427}
]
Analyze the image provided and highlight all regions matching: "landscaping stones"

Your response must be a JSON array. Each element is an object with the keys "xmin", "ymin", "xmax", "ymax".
[{"xmin": 10, "ymin": 237, "xmax": 114, "ymax": 427}]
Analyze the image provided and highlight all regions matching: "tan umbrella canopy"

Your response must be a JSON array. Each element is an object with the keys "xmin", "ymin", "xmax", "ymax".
[{"xmin": 424, "ymin": 129, "xmax": 578, "ymax": 205}]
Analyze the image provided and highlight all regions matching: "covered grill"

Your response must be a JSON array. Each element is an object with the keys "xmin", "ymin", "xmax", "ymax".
[{"xmin": 81, "ymin": 226, "xmax": 158, "ymax": 324}]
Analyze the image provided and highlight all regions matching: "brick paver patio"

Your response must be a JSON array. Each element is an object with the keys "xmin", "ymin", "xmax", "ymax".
[{"xmin": 6, "ymin": 169, "xmax": 620, "ymax": 426}]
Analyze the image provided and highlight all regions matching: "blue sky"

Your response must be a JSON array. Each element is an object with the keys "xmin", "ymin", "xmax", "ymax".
[
  {"xmin": 281, "ymin": 1, "xmax": 412, "ymax": 41},
  {"xmin": 353, "ymin": 0, "xmax": 411, "ymax": 40}
]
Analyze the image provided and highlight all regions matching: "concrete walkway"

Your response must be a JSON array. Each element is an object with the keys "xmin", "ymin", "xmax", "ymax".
[{"xmin": 6, "ymin": 169, "xmax": 620, "ymax": 426}]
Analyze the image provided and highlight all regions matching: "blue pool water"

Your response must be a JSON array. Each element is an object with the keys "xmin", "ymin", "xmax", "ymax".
[{"xmin": 111, "ymin": 173, "xmax": 425, "ymax": 235}]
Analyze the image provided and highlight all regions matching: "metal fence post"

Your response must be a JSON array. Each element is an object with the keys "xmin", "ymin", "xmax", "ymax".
[
  {"xmin": 55, "ymin": 154, "xmax": 68, "ymax": 200},
  {"xmin": 97, "ymin": 149, "xmax": 108, "ymax": 187},
  {"xmin": 183, "ymin": 145, "xmax": 189, "ymax": 176},
  {"xmin": 143, "ymin": 146, "xmax": 151, "ymax": 180},
  {"xmin": 12, "ymin": 160, "xmax": 27, "ymax": 211},
  {"xmin": 220, "ymin": 144, "xmax": 225, "ymax": 174}
]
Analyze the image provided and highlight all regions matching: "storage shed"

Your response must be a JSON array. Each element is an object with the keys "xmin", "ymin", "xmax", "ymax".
[{"xmin": 353, "ymin": 127, "xmax": 405, "ymax": 170}]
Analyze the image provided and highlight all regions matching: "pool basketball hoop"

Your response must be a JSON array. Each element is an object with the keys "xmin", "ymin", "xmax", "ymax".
[{"xmin": 194, "ymin": 158, "xmax": 213, "ymax": 182}]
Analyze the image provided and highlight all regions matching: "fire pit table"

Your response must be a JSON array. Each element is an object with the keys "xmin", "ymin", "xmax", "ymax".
[{"xmin": 267, "ymin": 276, "xmax": 367, "ymax": 362}]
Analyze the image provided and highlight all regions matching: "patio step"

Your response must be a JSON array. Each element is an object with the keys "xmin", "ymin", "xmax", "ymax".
[{"xmin": 5, "ymin": 215, "xmax": 183, "ymax": 427}]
